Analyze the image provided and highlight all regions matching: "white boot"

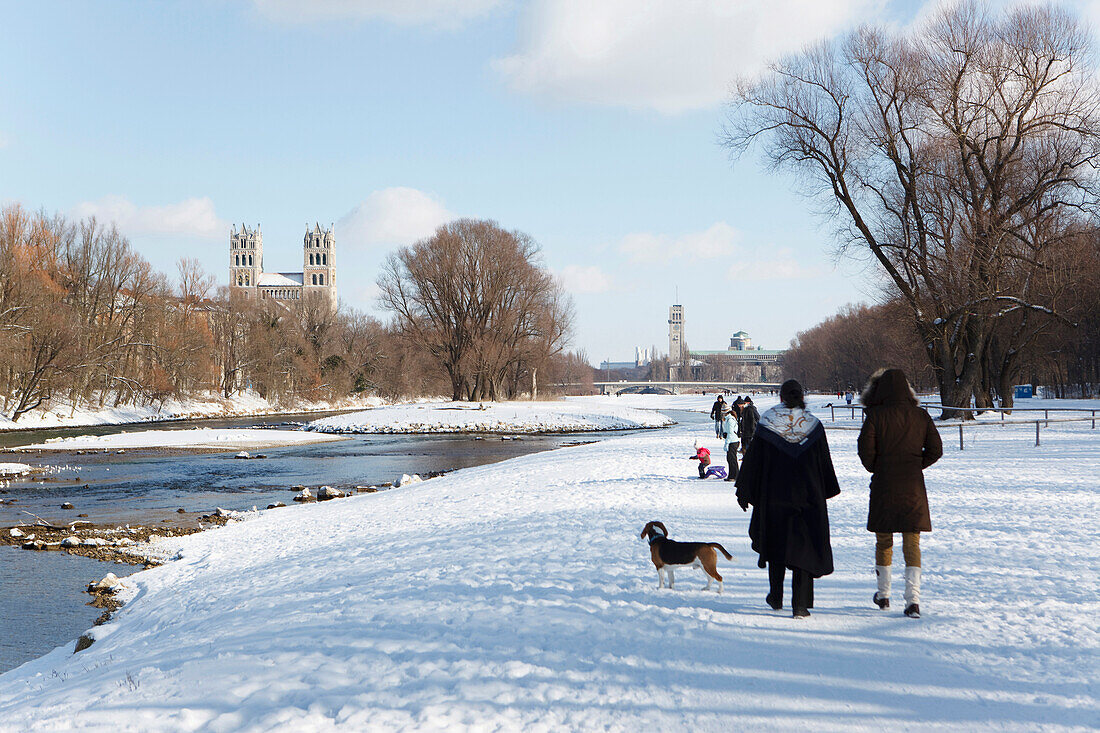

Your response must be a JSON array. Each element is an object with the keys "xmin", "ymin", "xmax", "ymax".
[
  {"xmin": 904, "ymin": 566, "xmax": 921, "ymax": 617},
  {"xmin": 874, "ymin": 565, "xmax": 891, "ymax": 609}
]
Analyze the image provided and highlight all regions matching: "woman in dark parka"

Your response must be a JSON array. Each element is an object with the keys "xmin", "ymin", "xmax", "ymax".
[
  {"xmin": 735, "ymin": 380, "xmax": 840, "ymax": 618},
  {"xmin": 858, "ymin": 368, "xmax": 942, "ymax": 618}
]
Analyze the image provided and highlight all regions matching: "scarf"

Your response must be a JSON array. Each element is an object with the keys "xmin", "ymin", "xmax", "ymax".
[{"xmin": 758, "ymin": 406, "xmax": 821, "ymax": 444}]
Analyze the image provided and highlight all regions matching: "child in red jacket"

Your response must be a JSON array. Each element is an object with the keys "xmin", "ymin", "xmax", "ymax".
[{"xmin": 690, "ymin": 440, "xmax": 711, "ymax": 478}]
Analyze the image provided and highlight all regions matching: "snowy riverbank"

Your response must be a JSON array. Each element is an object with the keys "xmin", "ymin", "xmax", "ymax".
[
  {"xmin": 0, "ymin": 394, "xmax": 1096, "ymax": 730},
  {"xmin": 0, "ymin": 392, "xmax": 389, "ymax": 433},
  {"xmin": 307, "ymin": 399, "xmax": 674, "ymax": 433}
]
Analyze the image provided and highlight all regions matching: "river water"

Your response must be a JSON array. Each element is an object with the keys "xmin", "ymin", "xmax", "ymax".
[{"xmin": 0, "ymin": 409, "xmax": 695, "ymax": 673}]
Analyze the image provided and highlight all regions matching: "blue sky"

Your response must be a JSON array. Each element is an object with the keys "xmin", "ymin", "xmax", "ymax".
[{"xmin": 3, "ymin": 0, "xmax": 1093, "ymax": 362}]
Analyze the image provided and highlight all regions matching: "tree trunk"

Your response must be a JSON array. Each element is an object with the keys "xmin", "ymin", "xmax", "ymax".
[{"xmin": 998, "ymin": 369, "xmax": 1015, "ymax": 413}]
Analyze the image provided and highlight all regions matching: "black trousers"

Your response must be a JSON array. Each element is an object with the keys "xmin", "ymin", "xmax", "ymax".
[
  {"xmin": 768, "ymin": 562, "xmax": 814, "ymax": 610},
  {"xmin": 726, "ymin": 445, "xmax": 739, "ymax": 480}
]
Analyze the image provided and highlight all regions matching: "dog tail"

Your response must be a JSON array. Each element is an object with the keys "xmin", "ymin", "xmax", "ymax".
[{"xmin": 709, "ymin": 543, "xmax": 733, "ymax": 561}]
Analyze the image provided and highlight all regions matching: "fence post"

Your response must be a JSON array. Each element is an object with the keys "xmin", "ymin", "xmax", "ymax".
[
  {"xmin": 959, "ymin": 424, "xmax": 964, "ymax": 451},
  {"xmin": 831, "ymin": 405, "xmax": 835, "ymax": 422},
  {"xmin": 1093, "ymin": 410, "xmax": 1096, "ymax": 430},
  {"xmin": 1045, "ymin": 409, "xmax": 1049, "ymax": 427},
  {"xmin": 1036, "ymin": 420, "xmax": 1040, "ymax": 447}
]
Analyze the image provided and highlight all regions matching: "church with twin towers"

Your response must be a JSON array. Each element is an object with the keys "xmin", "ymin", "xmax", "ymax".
[{"xmin": 229, "ymin": 222, "xmax": 337, "ymax": 310}]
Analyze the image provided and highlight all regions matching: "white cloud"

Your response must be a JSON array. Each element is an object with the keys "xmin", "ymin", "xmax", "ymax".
[
  {"xmin": 251, "ymin": 0, "xmax": 504, "ymax": 26},
  {"xmin": 727, "ymin": 247, "xmax": 825, "ymax": 280},
  {"xmin": 558, "ymin": 264, "xmax": 612, "ymax": 294},
  {"xmin": 495, "ymin": 0, "xmax": 880, "ymax": 113},
  {"xmin": 615, "ymin": 222, "xmax": 824, "ymax": 280},
  {"xmin": 618, "ymin": 222, "xmax": 739, "ymax": 264},
  {"xmin": 72, "ymin": 196, "xmax": 228, "ymax": 239},
  {"xmin": 337, "ymin": 187, "xmax": 455, "ymax": 248}
]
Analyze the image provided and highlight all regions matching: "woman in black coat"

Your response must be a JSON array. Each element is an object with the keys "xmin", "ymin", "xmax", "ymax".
[
  {"xmin": 739, "ymin": 397, "xmax": 760, "ymax": 454},
  {"xmin": 735, "ymin": 380, "xmax": 840, "ymax": 617}
]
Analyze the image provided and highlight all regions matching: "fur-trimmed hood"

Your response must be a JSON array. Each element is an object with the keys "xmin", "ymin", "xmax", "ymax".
[{"xmin": 861, "ymin": 368, "xmax": 918, "ymax": 407}]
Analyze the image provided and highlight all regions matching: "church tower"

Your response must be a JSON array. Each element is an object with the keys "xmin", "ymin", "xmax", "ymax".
[
  {"xmin": 302, "ymin": 223, "xmax": 336, "ymax": 310},
  {"xmin": 230, "ymin": 223, "xmax": 263, "ymax": 298},
  {"xmin": 668, "ymin": 304, "xmax": 685, "ymax": 380}
]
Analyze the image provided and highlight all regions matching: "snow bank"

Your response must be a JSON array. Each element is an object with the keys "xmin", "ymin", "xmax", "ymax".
[
  {"xmin": 13, "ymin": 428, "xmax": 347, "ymax": 452},
  {"xmin": 0, "ymin": 462, "xmax": 33, "ymax": 477},
  {"xmin": 0, "ymin": 396, "xmax": 1095, "ymax": 730},
  {"xmin": 0, "ymin": 392, "xmax": 387, "ymax": 432},
  {"xmin": 307, "ymin": 399, "xmax": 674, "ymax": 433}
]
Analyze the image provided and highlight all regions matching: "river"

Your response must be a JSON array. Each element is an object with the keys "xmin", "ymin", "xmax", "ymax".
[{"xmin": 0, "ymin": 408, "xmax": 699, "ymax": 673}]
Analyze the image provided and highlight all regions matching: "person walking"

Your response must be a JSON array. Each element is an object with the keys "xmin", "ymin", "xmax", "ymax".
[
  {"xmin": 721, "ymin": 409, "xmax": 740, "ymax": 482},
  {"xmin": 739, "ymin": 396, "xmax": 760, "ymax": 455},
  {"xmin": 858, "ymin": 368, "xmax": 942, "ymax": 618},
  {"xmin": 735, "ymin": 380, "xmax": 840, "ymax": 618},
  {"xmin": 709, "ymin": 395, "xmax": 728, "ymax": 438}
]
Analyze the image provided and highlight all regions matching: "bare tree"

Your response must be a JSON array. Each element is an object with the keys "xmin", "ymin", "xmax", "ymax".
[
  {"xmin": 0, "ymin": 207, "xmax": 78, "ymax": 420},
  {"xmin": 378, "ymin": 219, "xmax": 573, "ymax": 401},
  {"xmin": 726, "ymin": 2, "xmax": 1100, "ymax": 417}
]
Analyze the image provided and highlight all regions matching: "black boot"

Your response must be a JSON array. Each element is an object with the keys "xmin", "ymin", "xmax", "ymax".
[
  {"xmin": 766, "ymin": 593, "xmax": 782, "ymax": 610},
  {"xmin": 792, "ymin": 607, "xmax": 810, "ymax": 618},
  {"xmin": 904, "ymin": 603, "xmax": 920, "ymax": 618},
  {"xmin": 873, "ymin": 592, "xmax": 890, "ymax": 609}
]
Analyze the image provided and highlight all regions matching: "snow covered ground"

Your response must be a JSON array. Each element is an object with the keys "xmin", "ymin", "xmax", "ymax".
[
  {"xmin": 0, "ymin": 392, "xmax": 388, "ymax": 432},
  {"xmin": 307, "ymin": 399, "xmax": 674, "ymax": 433},
  {"xmin": 11, "ymin": 428, "xmax": 347, "ymax": 452},
  {"xmin": 0, "ymin": 394, "xmax": 1096, "ymax": 730}
]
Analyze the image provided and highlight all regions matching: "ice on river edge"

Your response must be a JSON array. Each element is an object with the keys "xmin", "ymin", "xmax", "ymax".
[
  {"xmin": 0, "ymin": 463, "xmax": 33, "ymax": 477},
  {"xmin": 307, "ymin": 398, "xmax": 675, "ymax": 433},
  {"xmin": 11, "ymin": 428, "xmax": 348, "ymax": 452}
]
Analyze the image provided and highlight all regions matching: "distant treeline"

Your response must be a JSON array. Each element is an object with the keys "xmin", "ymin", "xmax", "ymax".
[
  {"xmin": 784, "ymin": 263, "xmax": 1100, "ymax": 402},
  {"xmin": 0, "ymin": 206, "xmax": 590, "ymax": 422}
]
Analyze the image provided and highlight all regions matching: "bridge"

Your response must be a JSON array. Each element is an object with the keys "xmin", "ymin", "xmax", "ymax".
[{"xmin": 590, "ymin": 380, "xmax": 781, "ymax": 395}]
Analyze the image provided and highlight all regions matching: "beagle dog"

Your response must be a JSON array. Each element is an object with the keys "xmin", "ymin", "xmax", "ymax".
[{"xmin": 640, "ymin": 521, "xmax": 733, "ymax": 593}]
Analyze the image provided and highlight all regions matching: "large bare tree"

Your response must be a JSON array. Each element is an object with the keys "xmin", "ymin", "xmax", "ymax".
[
  {"xmin": 378, "ymin": 218, "xmax": 573, "ymax": 401},
  {"xmin": 726, "ymin": 2, "xmax": 1100, "ymax": 416}
]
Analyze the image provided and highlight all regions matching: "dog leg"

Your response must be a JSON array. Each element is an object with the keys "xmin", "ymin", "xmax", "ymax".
[
  {"xmin": 656, "ymin": 568, "xmax": 664, "ymax": 589},
  {"xmin": 667, "ymin": 567, "xmax": 675, "ymax": 589},
  {"xmin": 701, "ymin": 552, "xmax": 724, "ymax": 593}
]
